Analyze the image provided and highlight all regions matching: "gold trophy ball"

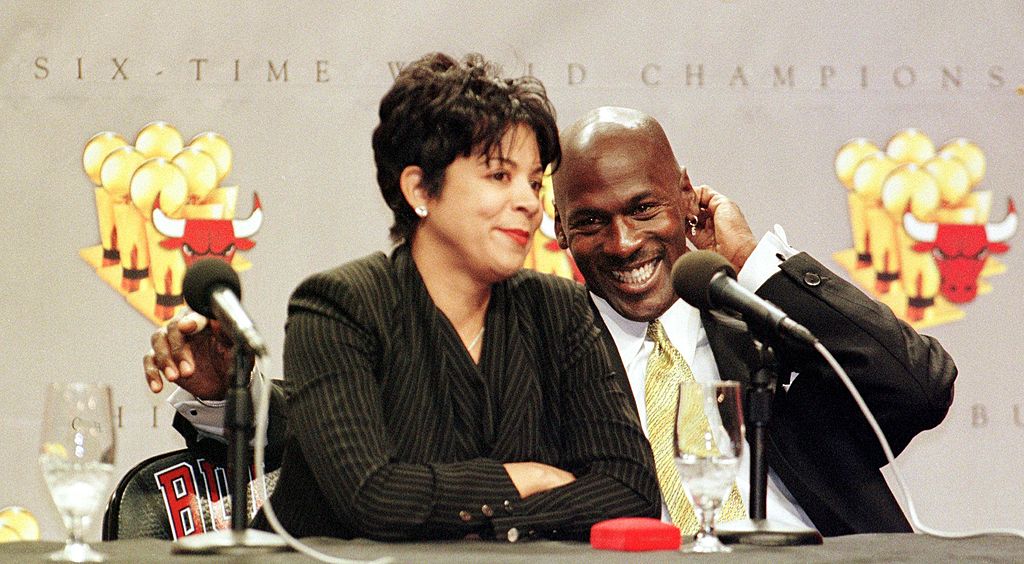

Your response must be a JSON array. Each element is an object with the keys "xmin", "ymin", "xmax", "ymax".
[
  {"xmin": 130, "ymin": 158, "xmax": 188, "ymax": 217},
  {"xmin": 886, "ymin": 128, "xmax": 936, "ymax": 165},
  {"xmin": 135, "ymin": 121, "xmax": 185, "ymax": 159},
  {"xmin": 852, "ymin": 152, "xmax": 899, "ymax": 201},
  {"xmin": 188, "ymin": 132, "xmax": 233, "ymax": 183},
  {"xmin": 834, "ymin": 138, "xmax": 880, "ymax": 190},
  {"xmin": 938, "ymin": 138, "xmax": 986, "ymax": 188},
  {"xmin": 172, "ymin": 147, "xmax": 219, "ymax": 202},
  {"xmin": 923, "ymin": 154, "xmax": 972, "ymax": 207},
  {"xmin": 100, "ymin": 146, "xmax": 147, "ymax": 200},
  {"xmin": 882, "ymin": 163, "xmax": 940, "ymax": 219},
  {"xmin": 82, "ymin": 132, "xmax": 129, "ymax": 186},
  {"xmin": 0, "ymin": 506, "xmax": 40, "ymax": 542}
]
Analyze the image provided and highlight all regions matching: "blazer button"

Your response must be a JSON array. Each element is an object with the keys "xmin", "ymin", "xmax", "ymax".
[
  {"xmin": 459, "ymin": 510, "xmax": 472, "ymax": 522},
  {"xmin": 503, "ymin": 500, "xmax": 514, "ymax": 513},
  {"xmin": 481, "ymin": 504, "xmax": 494, "ymax": 517},
  {"xmin": 507, "ymin": 527, "xmax": 520, "ymax": 543},
  {"xmin": 803, "ymin": 272, "xmax": 822, "ymax": 286}
]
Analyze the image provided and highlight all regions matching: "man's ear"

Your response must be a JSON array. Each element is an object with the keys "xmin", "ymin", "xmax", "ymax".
[
  {"xmin": 399, "ymin": 165, "xmax": 428, "ymax": 210},
  {"xmin": 678, "ymin": 166, "xmax": 694, "ymax": 195},
  {"xmin": 678, "ymin": 165, "xmax": 699, "ymax": 215},
  {"xmin": 553, "ymin": 211, "xmax": 569, "ymax": 249}
]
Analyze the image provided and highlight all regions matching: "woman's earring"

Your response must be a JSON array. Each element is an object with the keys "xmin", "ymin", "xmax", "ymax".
[
  {"xmin": 686, "ymin": 215, "xmax": 698, "ymax": 237},
  {"xmin": 414, "ymin": 205, "xmax": 428, "ymax": 218}
]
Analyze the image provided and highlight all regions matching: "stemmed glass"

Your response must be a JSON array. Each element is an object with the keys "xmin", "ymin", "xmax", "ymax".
[
  {"xmin": 674, "ymin": 381, "xmax": 744, "ymax": 553},
  {"xmin": 38, "ymin": 383, "xmax": 116, "ymax": 562}
]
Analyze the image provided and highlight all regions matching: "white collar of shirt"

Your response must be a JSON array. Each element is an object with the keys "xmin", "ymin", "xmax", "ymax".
[{"xmin": 592, "ymin": 294, "xmax": 704, "ymax": 376}]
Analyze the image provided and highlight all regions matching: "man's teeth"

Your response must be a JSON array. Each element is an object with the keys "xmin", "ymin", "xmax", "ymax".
[{"xmin": 611, "ymin": 260, "xmax": 657, "ymax": 285}]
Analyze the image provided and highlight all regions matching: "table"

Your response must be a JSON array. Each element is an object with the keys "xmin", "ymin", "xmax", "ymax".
[{"xmin": 2, "ymin": 533, "xmax": 1022, "ymax": 563}]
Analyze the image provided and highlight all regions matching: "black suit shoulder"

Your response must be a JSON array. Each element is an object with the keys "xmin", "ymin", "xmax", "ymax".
[
  {"xmin": 505, "ymin": 269, "xmax": 601, "ymax": 362},
  {"xmin": 288, "ymin": 251, "xmax": 396, "ymax": 323}
]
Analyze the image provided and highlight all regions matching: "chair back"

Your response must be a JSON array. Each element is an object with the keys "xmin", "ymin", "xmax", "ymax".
[{"xmin": 102, "ymin": 448, "xmax": 279, "ymax": 540}]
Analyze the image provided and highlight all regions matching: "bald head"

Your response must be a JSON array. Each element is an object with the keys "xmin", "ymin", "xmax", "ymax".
[
  {"xmin": 558, "ymin": 107, "xmax": 679, "ymax": 191},
  {"xmin": 552, "ymin": 107, "xmax": 696, "ymax": 321}
]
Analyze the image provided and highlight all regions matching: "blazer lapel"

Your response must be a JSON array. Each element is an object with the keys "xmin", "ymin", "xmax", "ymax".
[
  {"xmin": 588, "ymin": 296, "xmax": 639, "ymax": 420},
  {"xmin": 700, "ymin": 309, "xmax": 760, "ymax": 386},
  {"xmin": 395, "ymin": 246, "xmax": 489, "ymax": 457}
]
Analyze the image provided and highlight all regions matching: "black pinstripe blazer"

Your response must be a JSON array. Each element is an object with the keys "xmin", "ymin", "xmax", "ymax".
[
  {"xmin": 252, "ymin": 245, "xmax": 659, "ymax": 540},
  {"xmin": 592, "ymin": 252, "xmax": 956, "ymax": 537}
]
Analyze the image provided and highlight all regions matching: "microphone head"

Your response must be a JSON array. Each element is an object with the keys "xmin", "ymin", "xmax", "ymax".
[
  {"xmin": 182, "ymin": 258, "xmax": 241, "ymax": 318},
  {"xmin": 671, "ymin": 250, "xmax": 736, "ymax": 310}
]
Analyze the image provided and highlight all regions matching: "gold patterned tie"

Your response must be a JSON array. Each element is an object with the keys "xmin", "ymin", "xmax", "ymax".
[{"xmin": 644, "ymin": 320, "xmax": 746, "ymax": 535}]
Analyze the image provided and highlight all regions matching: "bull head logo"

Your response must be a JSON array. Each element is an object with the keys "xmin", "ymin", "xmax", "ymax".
[
  {"xmin": 903, "ymin": 198, "xmax": 1017, "ymax": 303},
  {"xmin": 153, "ymin": 193, "xmax": 263, "ymax": 266}
]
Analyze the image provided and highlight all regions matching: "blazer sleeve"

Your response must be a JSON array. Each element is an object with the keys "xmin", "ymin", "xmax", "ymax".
[
  {"xmin": 757, "ymin": 252, "xmax": 957, "ymax": 465},
  {"xmin": 488, "ymin": 281, "xmax": 660, "ymax": 539}
]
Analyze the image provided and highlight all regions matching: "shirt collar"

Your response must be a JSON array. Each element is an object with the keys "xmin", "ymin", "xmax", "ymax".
[{"xmin": 591, "ymin": 293, "xmax": 704, "ymax": 367}]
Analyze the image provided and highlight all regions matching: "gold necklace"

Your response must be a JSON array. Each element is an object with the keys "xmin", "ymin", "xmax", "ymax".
[{"xmin": 467, "ymin": 325, "xmax": 485, "ymax": 351}]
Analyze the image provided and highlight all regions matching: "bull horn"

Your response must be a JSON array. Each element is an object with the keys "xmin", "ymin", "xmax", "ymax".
[
  {"xmin": 903, "ymin": 211, "xmax": 937, "ymax": 243},
  {"xmin": 985, "ymin": 198, "xmax": 1018, "ymax": 243},
  {"xmin": 232, "ymin": 193, "xmax": 263, "ymax": 238},
  {"xmin": 152, "ymin": 206, "xmax": 185, "ymax": 238}
]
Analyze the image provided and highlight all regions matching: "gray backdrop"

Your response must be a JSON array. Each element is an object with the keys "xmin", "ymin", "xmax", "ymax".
[{"xmin": 2, "ymin": 0, "xmax": 1021, "ymax": 540}]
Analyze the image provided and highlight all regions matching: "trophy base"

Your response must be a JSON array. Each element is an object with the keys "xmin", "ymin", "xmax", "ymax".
[
  {"xmin": 717, "ymin": 518, "xmax": 823, "ymax": 546},
  {"xmin": 172, "ymin": 529, "xmax": 290, "ymax": 554}
]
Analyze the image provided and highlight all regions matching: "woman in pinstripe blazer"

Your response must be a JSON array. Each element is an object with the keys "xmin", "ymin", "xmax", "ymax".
[{"xmin": 147, "ymin": 53, "xmax": 659, "ymax": 541}]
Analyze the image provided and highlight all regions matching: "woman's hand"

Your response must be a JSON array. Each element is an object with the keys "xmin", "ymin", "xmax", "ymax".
[{"xmin": 503, "ymin": 462, "xmax": 577, "ymax": 498}]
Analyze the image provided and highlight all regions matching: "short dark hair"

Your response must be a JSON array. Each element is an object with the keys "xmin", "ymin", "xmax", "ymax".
[{"xmin": 372, "ymin": 52, "xmax": 561, "ymax": 244}]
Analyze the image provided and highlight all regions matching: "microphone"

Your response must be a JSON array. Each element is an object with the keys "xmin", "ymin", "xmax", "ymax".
[
  {"xmin": 671, "ymin": 250, "xmax": 817, "ymax": 346},
  {"xmin": 182, "ymin": 258, "xmax": 269, "ymax": 356}
]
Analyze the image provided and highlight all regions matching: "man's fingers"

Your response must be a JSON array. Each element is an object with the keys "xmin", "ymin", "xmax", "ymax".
[
  {"xmin": 149, "ymin": 327, "xmax": 179, "ymax": 381},
  {"xmin": 144, "ymin": 351, "xmax": 164, "ymax": 393},
  {"xmin": 165, "ymin": 320, "xmax": 198, "ymax": 377},
  {"xmin": 176, "ymin": 310, "xmax": 208, "ymax": 334}
]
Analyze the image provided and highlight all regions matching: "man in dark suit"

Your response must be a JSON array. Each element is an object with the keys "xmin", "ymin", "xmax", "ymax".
[{"xmin": 550, "ymin": 106, "xmax": 957, "ymax": 536}]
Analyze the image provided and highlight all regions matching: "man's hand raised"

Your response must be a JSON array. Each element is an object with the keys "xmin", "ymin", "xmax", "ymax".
[{"xmin": 143, "ymin": 308, "xmax": 234, "ymax": 400}]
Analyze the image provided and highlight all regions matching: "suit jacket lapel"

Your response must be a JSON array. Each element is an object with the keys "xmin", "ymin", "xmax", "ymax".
[
  {"xmin": 700, "ymin": 309, "xmax": 760, "ymax": 386},
  {"xmin": 395, "ymin": 246, "xmax": 490, "ymax": 457},
  {"xmin": 484, "ymin": 278, "xmax": 536, "ymax": 457},
  {"xmin": 588, "ymin": 296, "xmax": 640, "ymax": 420}
]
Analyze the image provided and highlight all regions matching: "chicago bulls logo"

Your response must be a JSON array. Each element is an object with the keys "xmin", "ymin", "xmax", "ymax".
[
  {"xmin": 79, "ymin": 122, "xmax": 262, "ymax": 324},
  {"xmin": 153, "ymin": 458, "xmax": 270, "ymax": 539},
  {"xmin": 903, "ymin": 199, "xmax": 1017, "ymax": 303},
  {"xmin": 153, "ymin": 193, "xmax": 263, "ymax": 266},
  {"xmin": 833, "ymin": 130, "xmax": 1016, "ymax": 327}
]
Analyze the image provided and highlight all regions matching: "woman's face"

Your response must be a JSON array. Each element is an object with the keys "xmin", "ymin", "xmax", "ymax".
[{"xmin": 416, "ymin": 124, "xmax": 544, "ymax": 284}]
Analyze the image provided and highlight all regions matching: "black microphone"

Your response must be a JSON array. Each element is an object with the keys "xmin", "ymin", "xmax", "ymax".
[
  {"xmin": 671, "ymin": 250, "xmax": 817, "ymax": 346},
  {"xmin": 182, "ymin": 258, "xmax": 269, "ymax": 356}
]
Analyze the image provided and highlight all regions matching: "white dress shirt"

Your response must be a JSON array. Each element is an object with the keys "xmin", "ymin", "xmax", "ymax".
[
  {"xmin": 592, "ymin": 226, "xmax": 817, "ymax": 530},
  {"xmin": 168, "ymin": 366, "xmax": 268, "ymax": 440}
]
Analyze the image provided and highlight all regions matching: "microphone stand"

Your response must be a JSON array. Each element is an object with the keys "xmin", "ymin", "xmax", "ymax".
[
  {"xmin": 717, "ymin": 340, "xmax": 822, "ymax": 546},
  {"xmin": 174, "ymin": 343, "xmax": 287, "ymax": 554}
]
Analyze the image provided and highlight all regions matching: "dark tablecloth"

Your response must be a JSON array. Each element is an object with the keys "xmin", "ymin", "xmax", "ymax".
[{"xmin": 3, "ymin": 533, "xmax": 1023, "ymax": 563}]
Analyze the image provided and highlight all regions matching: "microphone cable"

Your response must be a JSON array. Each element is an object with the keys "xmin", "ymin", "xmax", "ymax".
[
  {"xmin": 251, "ymin": 354, "xmax": 394, "ymax": 564},
  {"xmin": 814, "ymin": 342, "xmax": 1024, "ymax": 540}
]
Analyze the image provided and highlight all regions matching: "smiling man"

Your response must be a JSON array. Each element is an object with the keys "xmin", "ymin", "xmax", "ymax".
[{"xmin": 552, "ymin": 106, "xmax": 957, "ymax": 537}]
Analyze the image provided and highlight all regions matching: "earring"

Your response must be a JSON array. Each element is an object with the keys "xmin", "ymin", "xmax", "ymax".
[
  {"xmin": 414, "ymin": 205, "xmax": 428, "ymax": 218},
  {"xmin": 686, "ymin": 215, "xmax": 698, "ymax": 237}
]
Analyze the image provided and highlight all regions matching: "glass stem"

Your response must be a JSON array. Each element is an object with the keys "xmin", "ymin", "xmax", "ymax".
[
  {"xmin": 697, "ymin": 501, "xmax": 717, "ymax": 541},
  {"xmin": 68, "ymin": 514, "xmax": 86, "ymax": 546}
]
